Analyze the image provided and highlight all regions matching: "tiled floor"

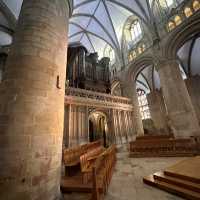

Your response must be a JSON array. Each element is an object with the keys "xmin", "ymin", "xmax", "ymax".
[{"xmin": 63, "ymin": 152, "xmax": 186, "ymax": 200}]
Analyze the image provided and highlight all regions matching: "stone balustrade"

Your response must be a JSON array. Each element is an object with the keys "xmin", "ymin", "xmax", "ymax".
[{"xmin": 66, "ymin": 87, "xmax": 132, "ymax": 105}]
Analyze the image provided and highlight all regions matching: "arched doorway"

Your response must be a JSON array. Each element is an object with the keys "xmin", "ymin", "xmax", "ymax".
[
  {"xmin": 89, "ymin": 119, "xmax": 95, "ymax": 142},
  {"xmin": 89, "ymin": 111, "xmax": 108, "ymax": 147}
]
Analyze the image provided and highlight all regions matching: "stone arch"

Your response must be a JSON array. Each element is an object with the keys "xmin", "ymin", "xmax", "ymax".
[
  {"xmin": 0, "ymin": 1, "xmax": 17, "ymax": 28},
  {"xmin": 164, "ymin": 13, "xmax": 200, "ymax": 59},
  {"xmin": 126, "ymin": 55, "xmax": 154, "ymax": 83},
  {"xmin": 88, "ymin": 110, "xmax": 109, "ymax": 146}
]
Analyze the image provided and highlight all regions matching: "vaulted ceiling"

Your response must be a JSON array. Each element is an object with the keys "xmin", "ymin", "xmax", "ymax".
[
  {"xmin": 69, "ymin": 0, "xmax": 152, "ymax": 58},
  {"xmin": 0, "ymin": 0, "xmax": 153, "ymax": 58}
]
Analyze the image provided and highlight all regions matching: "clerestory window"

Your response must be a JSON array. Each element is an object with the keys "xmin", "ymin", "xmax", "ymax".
[{"xmin": 130, "ymin": 20, "xmax": 142, "ymax": 45}]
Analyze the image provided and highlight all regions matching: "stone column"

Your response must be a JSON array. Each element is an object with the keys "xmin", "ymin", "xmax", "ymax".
[
  {"xmin": 67, "ymin": 104, "xmax": 73, "ymax": 147},
  {"xmin": 64, "ymin": 104, "xmax": 72, "ymax": 147},
  {"xmin": 113, "ymin": 109, "xmax": 120, "ymax": 144},
  {"xmin": 109, "ymin": 109, "xmax": 116, "ymax": 144},
  {"xmin": 122, "ymin": 82, "xmax": 144, "ymax": 137},
  {"xmin": 0, "ymin": 0, "xmax": 70, "ymax": 199},
  {"xmin": 126, "ymin": 111, "xmax": 131, "ymax": 141},
  {"xmin": 124, "ymin": 111, "xmax": 129, "ymax": 142},
  {"xmin": 185, "ymin": 75, "xmax": 200, "ymax": 124},
  {"xmin": 147, "ymin": 90, "xmax": 167, "ymax": 132},
  {"xmin": 85, "ymin": 106, "xmax": 89, "ymax": 142},
  {"xmin": 157, "ymin": 59, "xmax": 200, "ymax": 138},
  {"xmin": 70, "ymin": 106, "xmax": 75, "ymax": 147},
  {"xmin": 121, "ymin": 111, "xmax": 127, "ymax": 143},
  {"xmin": 75, "ymin": 106, "xmax": 79, "ymax": 145},
  {"xmin": 116, "ymin": 110, "xmax": 122, "ymax": 144}
]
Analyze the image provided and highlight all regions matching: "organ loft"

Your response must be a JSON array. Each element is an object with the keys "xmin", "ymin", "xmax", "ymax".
[
  {"xmin": 0, "ymin": 0, "xmax": 200, "ymax": 200},
  {"xmin": 67, "ymin": 45, "xmax": 111, "ymax": 93}
]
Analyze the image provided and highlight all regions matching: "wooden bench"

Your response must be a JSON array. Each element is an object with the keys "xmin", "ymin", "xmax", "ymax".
[
  {"xmin": 136, "ymin": 134, "xmax": 174, "ymax": 140},
  {"xmin": 63, "ymin": 140, "xmax": 101, "ymax": 176},
  {"xmin": 80, "ymin": 146, "xmax": 105, "ymax": 183},
  {"xmin": 63, "ymin": 140, "xmax": 101, "ymax": 166},
  {"xmin": 130, "ymin": 136, "xmax": 198, "ymax": 157},
  {"xmin": 61, "ymin": 144, "xmax": 116, "ymax": 195},
  {"xmin": 92, "ymin": 145, "xmax": 116, "ymax": 197}
]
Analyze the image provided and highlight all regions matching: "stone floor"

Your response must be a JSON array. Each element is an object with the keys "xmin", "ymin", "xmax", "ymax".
[{"xmin": 63, "ymin": 152, "xmax": 186, "ymax": 200}]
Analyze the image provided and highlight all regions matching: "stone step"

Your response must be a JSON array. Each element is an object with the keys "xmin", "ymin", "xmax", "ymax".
[
  {"xmin": 164, "ymin": 170, "xmax": 200, "ymax": 184},
  {"xmin": 143, "ymin": 175, "xmax": 200, "ymax": 200},
  {"xmin": 153, "ymin": 171, "xmax": 200, "ymax": 193}
]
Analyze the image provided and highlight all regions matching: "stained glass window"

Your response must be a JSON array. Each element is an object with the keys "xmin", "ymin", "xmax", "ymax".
[
  {"xmin": 137, "ymin": 89, "xmax": 151, "ymax": 120},
  {"xmin": 130, "ymin": 20, "xmax": 142, "ymax": 45}
]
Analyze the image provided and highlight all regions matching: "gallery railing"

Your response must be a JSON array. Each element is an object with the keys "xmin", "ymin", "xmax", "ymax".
[{"xmin": 65, "ymin": 87, "xmax": 132, "ymax": 105}]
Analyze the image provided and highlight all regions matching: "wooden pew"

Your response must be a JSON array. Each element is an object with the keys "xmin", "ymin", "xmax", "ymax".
[
  {"xmin": 90, "ymin": 145, "xmax": 117, "ymax": 199},
  {"xmin": 61, "ymin": 144, "xmax": 116, "ymax": 195},
  {"xmin": 129, "ymin": 136, "xmax": 198, "ymax": 157},
  {"xmin": 63, "ymin": 140, "xmax": 101, "ymax": 176},
  {"xmin": 80, "ymin": 146, "xmax": 105, "ymax": 183}
]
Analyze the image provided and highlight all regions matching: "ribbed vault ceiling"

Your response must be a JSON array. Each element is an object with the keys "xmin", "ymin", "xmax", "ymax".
[
  {"xmin": 0, "ymin": 0, "xmax": 152, "ymax": 58},
  {"xmin": 69, "ymin": 0, "xmax": 152, "ymax": 58}
]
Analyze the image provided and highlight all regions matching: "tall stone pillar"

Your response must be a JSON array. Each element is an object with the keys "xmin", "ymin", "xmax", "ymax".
[
  {"xmin": 0, "ymin": 0, "xmax": 70, "ymax": 199},
  {"xmin": 157, "ymin": 59, "xmax": 200, "ymax": 138},
  {"xmin": 185, "ymin": 75, "xmax": 200, "ymax": 124},
  {"xmin": 147, "ymin": 90, "xmax": 167, "ymax": 132},
  {"xmin": 122, "ymin": 82, "xmax": 144, "ymax": 136}
]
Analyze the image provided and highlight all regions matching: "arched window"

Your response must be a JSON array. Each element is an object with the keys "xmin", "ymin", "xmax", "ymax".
[
  {"xmin": 137, "ymin": 89, "xmax": 151, "ymax": 120},
  {"xmin": 104, "ymin": 45, "xmax": 115, "ymax": 64},
  {"xmin": 129, "ymin": 50, "xmax": 137, "ymax": 62},
  {"xmin": 138, "ymin": 44, "xmax": 146, "ymax": 54},
  {"xmin": 184, "ymin": 7, "xmax": 193, "ymax": 18},
  {"xmin": 129, "ymin": 54, "xmax": 133, "ymax": 62},
  {"xmin": 168, "ymin": 21, "xmax": 176, "ymax": 31},
  {"xmin": 159, "ymin": 0, "xmax": 174, "ymax": 8},
  {"xmin": 174, "ymin": 15, "xmax": 182, "ymax": 25},
  {"xmin": 130, "ymin": 20, "xmax": 142, "ymax": 45},
  {"xmin": 193, "ymin": 0, "xmax": 200, "ymax": 11}
]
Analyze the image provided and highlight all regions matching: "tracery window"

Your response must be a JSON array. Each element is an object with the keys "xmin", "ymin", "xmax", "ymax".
[
  {"xmin": 137, "ymin": 89, "xmax": 151, "ymax": 120},
  {"xmin": 130, "ymin": 20, "xmax": 142, "ymax": 45},
  {"xmin": 174, "ymin": 15, "xmax": 182, "ymax": 25},
  {"xmin": 168, "ymin": 21, "xmax": 176, "ymax": 31},
  {"xmin": 184, "ymin": 7, "xmax": 193, "ymax": 18},
  {"xmin": 138, "ymin": 44, "xmax": 146, "ymax": 54},
  {"xmin": 104, "ymin": 45, "xmax": 115, "ymax": 64},
  {"xmin": 193, "ymin": 0, "xmax": 200, "ymax": 11},
  {"xmin": 129, "ymin": 50, "xmax": 137, "ymax": 62},
  {"xmin": 159, "ymin": 0, "xmax": 174, "ymax": 8}
]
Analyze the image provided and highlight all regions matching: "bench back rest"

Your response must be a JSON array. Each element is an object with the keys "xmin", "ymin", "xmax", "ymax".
[
  {"xmin": 80, "ymin": 146, "xmax": 104, "ymax": 171},
  {"xmin": 63, "ymin": 140, "xmax": 101, "ymax": 164},
  {"xmin": 130, "ymin": 138, "xmax": 196, "ymax": 151}
]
